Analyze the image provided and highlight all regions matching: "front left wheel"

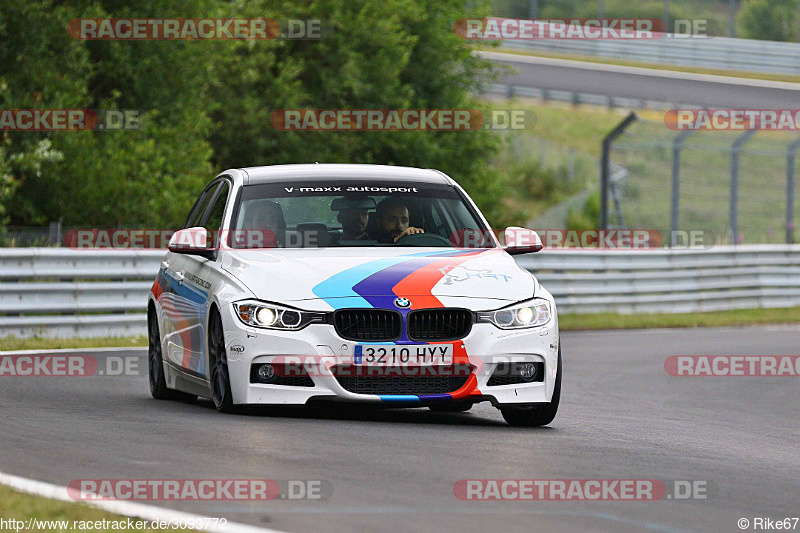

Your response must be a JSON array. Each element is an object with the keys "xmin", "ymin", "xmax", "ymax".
[{"xmin": 500, "ymin": 344, "xmax": 561, "ymax": 427}]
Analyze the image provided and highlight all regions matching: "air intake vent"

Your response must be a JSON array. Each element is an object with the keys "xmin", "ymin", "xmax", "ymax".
[{"xmin": 331, "ymin": 365, "xmax": 472, "ymax": 395}]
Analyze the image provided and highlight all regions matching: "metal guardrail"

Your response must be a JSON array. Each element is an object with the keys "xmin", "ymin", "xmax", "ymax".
[
  {"xmin": 484, "ymin": 83, "xmax": 690, "ymax": 110},
  {"xmin": 501, "ymin": 34, "xmax": 800, "ymax": 75},
  {"xmin": 517, "ymin": 245, "xmax": 800, "ymax": 314},
  {"xmin": 1, "ymin": 247, "xmax": 799, "ymax": 338},
  {"xmin": 0, "ymin": 249, "xmax": 162, "ymax": 338}
]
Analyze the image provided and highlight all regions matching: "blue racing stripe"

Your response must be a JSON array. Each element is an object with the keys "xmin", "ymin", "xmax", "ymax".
[
  {"xmin": 312, "ymin": 251, "xmax": 455, "ymax": 310},
  {"xmin": 416, "ymin": 394, "xmax": 453, "ymax": 401},
  {"xmin": 378, "ymin": 395, "xmax": 422, "ymax": 403}
]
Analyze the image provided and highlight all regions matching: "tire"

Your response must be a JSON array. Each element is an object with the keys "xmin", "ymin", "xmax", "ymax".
[
  {"xmin": 500, "ymin": 345, "xmax": 561, "ymax": 427},
  {"xmin": 148, "ymin": 309, "xmax": 196, "ymax": 403},
  {"xmin": 429, "ymin": 402, "xmax": 473, "ymax": 412},
  {"xmin": 208, "ymin": 309, "xmax": 237, "ymax": 413}
]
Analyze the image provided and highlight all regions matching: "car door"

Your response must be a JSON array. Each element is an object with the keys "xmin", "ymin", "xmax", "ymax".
[
  {"xmin": 173, "ymin": 179, "xmax": 232, "ymax": 379},
  {"xmin": 162, "ymin": 181, "xmax": 222, "ymax": 375}
]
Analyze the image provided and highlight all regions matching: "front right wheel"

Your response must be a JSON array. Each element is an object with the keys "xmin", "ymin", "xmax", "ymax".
[
  {"xmin": 500, "ymin": 345, "xmax": 561, "ymax": 427},
  {"xmin": 148, "ymin": 308, "xmax": 196, "ymax": 403},
  {"xmin": 208, "ymin": 310, "xmax": 237, "ymax": 413}
]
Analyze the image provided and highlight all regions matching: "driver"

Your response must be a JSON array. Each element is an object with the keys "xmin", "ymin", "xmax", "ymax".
[
  {"xmin": 337, "ymin": 206, "xmax": 369, "ymax": 240},
  {"xmin": 374, "ymin": 197, "xmax": 424, "ymax": 243}
]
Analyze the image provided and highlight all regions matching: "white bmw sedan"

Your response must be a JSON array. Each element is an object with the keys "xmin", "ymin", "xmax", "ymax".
[{"xmin": 148, "ymin": 164, "xmax": 561, "ymax": 426}]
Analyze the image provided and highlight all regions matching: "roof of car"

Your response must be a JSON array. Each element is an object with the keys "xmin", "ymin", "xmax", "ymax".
[{"xmin": 237, "ymin": 164, "xmax": 452, "ymax": 185}]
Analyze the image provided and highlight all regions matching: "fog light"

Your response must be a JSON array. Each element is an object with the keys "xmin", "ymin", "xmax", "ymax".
[
  {"xmin": 518, "ymin": 362, "xmax": 537, "ymax": 381},
  {"xmin": 257, "ymin": 363, "xmax": 276, "ymax": 382}
]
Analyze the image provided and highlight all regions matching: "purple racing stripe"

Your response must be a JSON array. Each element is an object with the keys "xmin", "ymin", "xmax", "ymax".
[{"xmin": 351, "ymin": 249, "xmax": 479, "ymax": 309}]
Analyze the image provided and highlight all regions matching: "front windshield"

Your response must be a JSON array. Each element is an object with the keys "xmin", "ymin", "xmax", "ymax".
[{"xmin": 229, "ymin": 180, "xmax": 495, "ymax": 249}]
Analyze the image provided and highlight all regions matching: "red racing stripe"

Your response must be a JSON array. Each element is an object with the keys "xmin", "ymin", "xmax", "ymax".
[{"xmin": 391, "ymin": 249, "xmax": 494, "ymax": 308}]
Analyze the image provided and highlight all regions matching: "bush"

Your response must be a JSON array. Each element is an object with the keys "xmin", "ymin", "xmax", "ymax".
[
  {"xmin": 737, "ymin": 0, "xmax": 799, "ymax": 42},
  {"xmin": 566, "ymin": 190, "xmax": 600, "ymax": 230}
]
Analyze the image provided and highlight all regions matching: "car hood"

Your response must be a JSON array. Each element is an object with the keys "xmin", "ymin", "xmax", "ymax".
[{"xmin": 220, "ymin": 247, "xmax": 536, "ymax": 311}]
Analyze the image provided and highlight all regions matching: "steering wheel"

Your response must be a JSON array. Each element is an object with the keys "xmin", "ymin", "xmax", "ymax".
[{"xmin": 393, "ymin": 231, "xmax": 453, "ymax": 247}]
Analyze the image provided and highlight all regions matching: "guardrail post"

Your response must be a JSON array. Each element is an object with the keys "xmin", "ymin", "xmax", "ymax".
[
  {"xmin": 670, "ymin": 130, "xmax": 695, "ymax": 246},
  {"xmin": 601, "ymin": 112, "xmax": 637, "ymax": 230},
  {"xmin": 787, "ymin": 137, "xmax": 800, "ymax": 243},
  {"xmin": 729, "ymin": 130, "xmax": 756, "ymax": 244}
]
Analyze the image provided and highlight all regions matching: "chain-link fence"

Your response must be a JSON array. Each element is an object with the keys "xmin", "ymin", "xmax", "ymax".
[
  {"xmin": 500, "ymin": 133, "xmax": 600, "ymax": 229},
  {"xmin": 606, "ymin": 116, "xmax": 800, "ymax": 245},
  {"xmin": 0, "ymin": 224, "xmax": 63, "ymax": 247}
]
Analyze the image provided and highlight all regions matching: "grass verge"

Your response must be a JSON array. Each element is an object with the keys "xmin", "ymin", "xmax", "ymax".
[
  {"xmin": 0, "ymin": 484, "xmax": 189, "ymax": 532},
  {"xmin": 0, "ymin": 335, "xmax": 146, "ymax": 352},
  {"xmin": 560, "ymin": 306, "xmax": 800, "ymax": 331}
]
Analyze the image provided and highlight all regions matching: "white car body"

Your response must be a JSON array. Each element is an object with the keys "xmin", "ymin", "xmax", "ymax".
[{"xmin": 148, "ymin": 164, "xmax": 560, "ymax": 423}]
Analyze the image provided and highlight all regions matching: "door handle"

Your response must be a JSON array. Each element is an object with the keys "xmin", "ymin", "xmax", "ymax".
[
  {"xmin": 174, "ymin": 271, "xmax": 185, "ymax": 283},
  {"xmin": 161, "ymin": 261, "xmax": 169, "ymax": 270}
]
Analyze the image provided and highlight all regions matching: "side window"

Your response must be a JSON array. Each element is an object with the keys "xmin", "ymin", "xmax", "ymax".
[
  {"xmin": 203, "ymin": 181, "xmax": 230, "ymax": 231},
  {"xmin": 184, "ymin": 183, "xmax": 219, "ymax": 229}
]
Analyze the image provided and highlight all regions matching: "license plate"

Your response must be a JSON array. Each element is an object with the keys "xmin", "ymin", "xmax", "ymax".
[{"xmin": 353, "ymin": 344, "xmax": 453, "ymax": 365}]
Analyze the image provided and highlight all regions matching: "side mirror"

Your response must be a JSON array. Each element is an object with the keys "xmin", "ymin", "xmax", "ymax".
[
  {"xmin": 168, "ymin": 227, "xmax": 216, "ymax": 260},
  {"xmin": 503, "ymin": 227, "xmax": 543, "ymax": 255}
]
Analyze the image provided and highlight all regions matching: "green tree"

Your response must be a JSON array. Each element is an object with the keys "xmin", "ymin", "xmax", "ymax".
[
  {"xmin": 209, "ymin": 0, "xmax": 508, "ymax": 224},
  {"xmin": 2, "ymin": 0, "xmax": 508, "ymax": 229},
  {"xmin": 737, "ymin": 0, "xmax": 799, "ymax": 42},
  {"xmin": 1, "ymin": 0, "xmax": 215, "ymax": 228}
]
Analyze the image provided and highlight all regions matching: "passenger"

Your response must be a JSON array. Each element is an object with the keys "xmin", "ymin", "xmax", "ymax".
[
  {"xmin": 240, "ymin": 200, "xmax": 285, "ymax": 248},
  {"xmin": 337, "ymin": 206, "xmax": 370, "ymax": 240}
]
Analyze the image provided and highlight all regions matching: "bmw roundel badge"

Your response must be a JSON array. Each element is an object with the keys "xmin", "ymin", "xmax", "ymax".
[{"xmin": 394, "ymin": 297, "xmax": 411, "ymax": 308}]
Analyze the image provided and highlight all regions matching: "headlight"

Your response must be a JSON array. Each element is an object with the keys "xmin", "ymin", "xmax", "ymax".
[
  {"xmin": 477, "ymin": 299, "xmax": 551, "ymax": 329},
  {"xmin": 233, "ymin": 300, "xmax": 323, "ymax": 330}
]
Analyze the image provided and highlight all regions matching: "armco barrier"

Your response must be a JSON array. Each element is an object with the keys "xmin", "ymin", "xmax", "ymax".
[
  {"xmin": 501, "ymin": 34, "xmax": 800, "ymax": 75},
  {"xmin": 0, "ymin": 249, "xmax": 162, "ymax": 338},
  {"xmin": 1, "ymin": 246, "xmax": 799, "ymax": 338}
]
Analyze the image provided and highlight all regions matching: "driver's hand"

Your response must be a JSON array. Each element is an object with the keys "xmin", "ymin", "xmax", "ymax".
[{"xmin": 393, "ymin": 227, "xmax": 424, "ymax": 242}]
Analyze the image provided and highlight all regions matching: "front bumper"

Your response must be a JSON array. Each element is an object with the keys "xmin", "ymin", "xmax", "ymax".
[{"xmin": 220, "ymin": 302, "xmax": 559, "ymax": 406}]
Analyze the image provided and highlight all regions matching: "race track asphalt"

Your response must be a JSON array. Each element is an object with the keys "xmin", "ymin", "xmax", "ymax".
[
  {"xmin": 1, "ymin": 326, "xmax": 799, "ymax": 533},
  {"xmin": 483, "ymin": 51, "xmax": 800, "ymax": 108}
]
